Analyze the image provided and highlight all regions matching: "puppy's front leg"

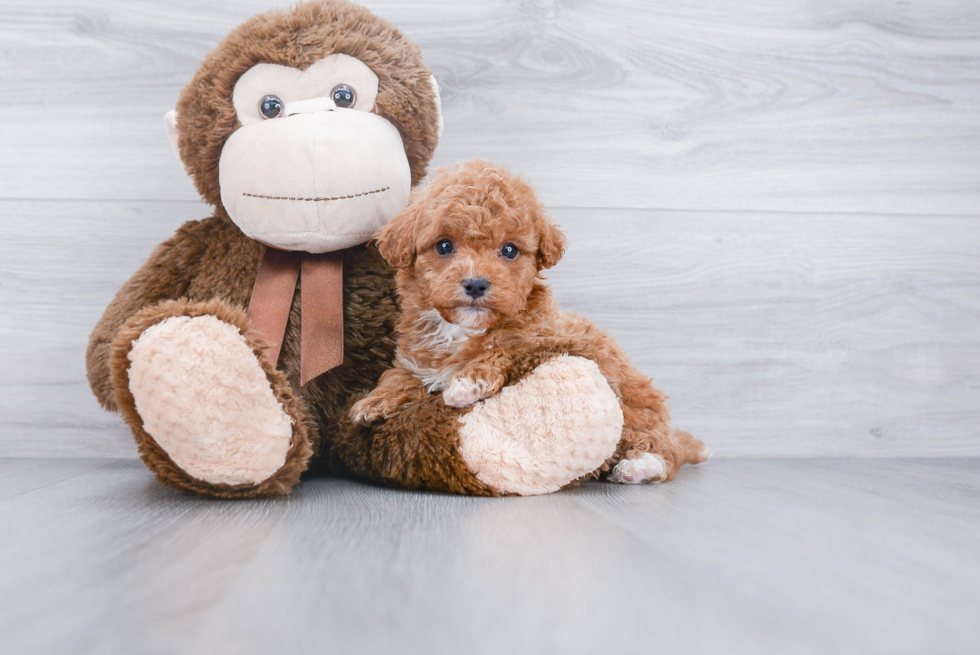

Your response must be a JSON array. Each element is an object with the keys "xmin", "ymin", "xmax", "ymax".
[
  {"xmin": 350, "ymin": 367, "xmax": 424, "ymax": 425},
  {"xmin": 443, "ymin": 358, "xmax": 508, "ymax": 408}
]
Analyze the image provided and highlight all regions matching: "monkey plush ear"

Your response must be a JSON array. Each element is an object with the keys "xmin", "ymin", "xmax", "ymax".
[
  {"xmin": 375, "ymin": 200, "xmax": 421, "ymax": 268},
  {"xmin": 164, "ymin": 110, "xmax": 181, "ymax": 163},
  {"xmin": 536, "ymin": 217, "xmax": 567, "ymax": 270},
  {"xmin": 429, "ymin": 75, "xmax": 444, "ymax": 140}
]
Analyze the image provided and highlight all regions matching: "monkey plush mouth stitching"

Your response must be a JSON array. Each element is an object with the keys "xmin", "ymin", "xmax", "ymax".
[{"xmin": 242, "ymin": 186, "xmax": 390, "ymax": 202}]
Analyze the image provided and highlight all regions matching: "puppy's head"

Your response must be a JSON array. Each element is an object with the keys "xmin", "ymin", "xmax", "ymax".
[{"xmin": 376, "ymin": 160, "xmax": 566, "ymax": 329}]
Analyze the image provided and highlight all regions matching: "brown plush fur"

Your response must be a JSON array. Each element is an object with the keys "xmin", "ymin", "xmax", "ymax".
[
  {"xmin": 354, "ymin": 161, "xmax": 709, "ymax": 482},
  {"xmin": 109, "ymin": 298, "xmax": 316, "ymax": 498},
  {"xmin": 332, "ymin": 340, "xmax": 580, "ymax": 495},
  {"xmin": 85, "ymin": 0, "xmax": 478, "ymax": 497},
  {"xmin": 85, "ymin": 214, "xmax": 412, "ymax": 492},
  {"xmin": 332, "ymin": 390, "xmax": 500, "ymax": 496}
]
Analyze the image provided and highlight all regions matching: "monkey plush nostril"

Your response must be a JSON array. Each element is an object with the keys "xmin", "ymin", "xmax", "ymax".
[
  {"xmin": 284, "ymin": 97, "xmax": 337, "ymax": 116},
  {"xmin": 462, "ymin": 277, "xmax": 490, "ymax": 298}
]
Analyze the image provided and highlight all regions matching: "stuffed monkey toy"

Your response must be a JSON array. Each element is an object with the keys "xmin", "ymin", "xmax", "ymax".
[{"xmin": 86, "ymin": 0, "xmax": 624, "ymax": 498}]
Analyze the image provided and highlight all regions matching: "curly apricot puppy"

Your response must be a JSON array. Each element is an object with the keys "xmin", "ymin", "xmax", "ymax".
[{"xmin": 351, "ymin": 160, "xmax": 709, "ymax": 484}]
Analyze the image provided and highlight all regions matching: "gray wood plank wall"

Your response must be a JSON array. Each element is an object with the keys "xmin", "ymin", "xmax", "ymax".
[{"xmin": 1, "ymin": 0, "xmax": 978, "ymax": 458}]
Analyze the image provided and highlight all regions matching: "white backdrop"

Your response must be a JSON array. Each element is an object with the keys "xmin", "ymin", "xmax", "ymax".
[{"xmin": 1, "ymin": 0, "xmax": 978, "ymax": 458}]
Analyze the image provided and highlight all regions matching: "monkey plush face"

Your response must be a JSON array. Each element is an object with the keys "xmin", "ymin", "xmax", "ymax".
[
  {"xmin": 169, "ymin": 1, "xmax": 443, "ymax": 253},
  {"xmin": 219, "ymin": 53, "xmax": 413, "ymax": 252}
]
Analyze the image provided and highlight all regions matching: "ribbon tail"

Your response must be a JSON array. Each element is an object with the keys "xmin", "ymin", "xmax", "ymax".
[
  {"xmin": 247, "ymin": 248, "xmax": 301, "ymax": 370},
  {"xmin": 300, "ymin": 252, "xmax": 345, "ymax": 385}
]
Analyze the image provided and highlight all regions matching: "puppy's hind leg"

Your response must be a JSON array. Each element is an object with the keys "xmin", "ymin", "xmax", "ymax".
[
  {"xmin": 608, "ymin": 451, "xmax": 669, "ymax": 484},
  {"xmin": 605, "ymin": 404, "xmax": 709, "ymax": 484}
]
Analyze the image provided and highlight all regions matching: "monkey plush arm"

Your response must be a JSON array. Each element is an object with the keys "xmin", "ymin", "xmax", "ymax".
[
  {"xmin": 86, "ymin": 244, "xmax": 192, "ymax": 411},
  {"xmin": 86, "ymin": 217, "xmax": 256, "ymax": 411}
]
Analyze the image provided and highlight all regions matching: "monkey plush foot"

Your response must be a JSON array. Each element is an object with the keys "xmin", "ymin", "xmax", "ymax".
[
  {"xmin": 111, "ymin": 299, "xmax": 315, "ymax": 497},
  {"xmin": 457, "ymin": 355, "xmax": 623, "ymax": 496},
  {"xmin": 127, "ymin": 314, "xmax": 293, "ymax": 486}
]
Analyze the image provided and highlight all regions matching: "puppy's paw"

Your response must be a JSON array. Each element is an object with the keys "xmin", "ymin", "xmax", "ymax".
[
  {"xmin": 349, "ymin": 393, "xmax": 401, "ymax": 425},
  {"xmin": 608, "ymin": 453, "xmax": 668, "ymax": 484},
  {"xmin": 443, "ymin": 377, "xmax": 492, "ymax": 407}
]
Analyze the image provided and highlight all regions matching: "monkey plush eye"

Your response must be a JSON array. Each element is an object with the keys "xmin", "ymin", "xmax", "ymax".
[
  {"xmin": 331, "ymin": 84, "xmax": 357, "ymax": 108},
  {"xmin": 434, "ymin": 239, "xmax": 455, "ymax": 256},
  {"xmin": 259, "ymin": 95, "xmax": 284, "ymax": 119},
  {"xmin": 500, "ymin": 243, "xmax": 519, "ymax": 260}
]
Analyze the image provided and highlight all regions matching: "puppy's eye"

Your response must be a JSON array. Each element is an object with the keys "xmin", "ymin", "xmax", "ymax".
[
  {"xmin": 259, "ymin": 95, "xmax": 284, "ymax": 119},
  {"xmin": 500, "ymin": 243, "xmax": 519, "ymax": 260},
  {"xmin": 331, "ymin": 84, "xmax": 357, "ymax": 109},
  {"xmin": 435, "ymin": 239, "xmax": 455, "ymax": 256}
]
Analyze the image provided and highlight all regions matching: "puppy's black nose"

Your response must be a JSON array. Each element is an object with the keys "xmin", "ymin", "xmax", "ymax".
[{"xmin": 462, "ymin": 277, "xmax": 490, "ymax": 298}]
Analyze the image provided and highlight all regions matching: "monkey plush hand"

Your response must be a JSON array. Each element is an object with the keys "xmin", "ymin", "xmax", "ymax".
[{"xmin": 87, "ymin": 0, "xmax": 623, "ymax": 498}]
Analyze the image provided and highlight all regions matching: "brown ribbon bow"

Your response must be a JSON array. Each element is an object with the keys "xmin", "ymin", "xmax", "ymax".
[{"xmin": 247, "ymin": 247, "xmax": 344, "ymax": 386}]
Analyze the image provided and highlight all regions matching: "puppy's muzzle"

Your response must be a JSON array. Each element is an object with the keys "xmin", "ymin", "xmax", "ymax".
[{"xmin": 462, "ymin": 277, "xmax": 490, "ymax": 299}]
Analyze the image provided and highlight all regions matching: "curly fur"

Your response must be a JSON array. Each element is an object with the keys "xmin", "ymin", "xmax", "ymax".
[{"xmin": 356, "ymin": 161, "xmax": 709, "ymax": 482}]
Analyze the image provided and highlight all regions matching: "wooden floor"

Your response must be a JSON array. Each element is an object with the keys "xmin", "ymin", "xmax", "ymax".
[
  {"xmin": 1, "ymin": 457, "xmax": 977, "ymax": 655},
  {"xmin": 0, "ymin": 3, "xmax": 977, "ymax": 651}
]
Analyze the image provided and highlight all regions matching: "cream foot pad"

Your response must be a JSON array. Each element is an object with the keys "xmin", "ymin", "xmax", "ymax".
[
  {"xmin": 127, "ymin": 315, "xmax": 293, "ymax": 486},
  {"xmin": 458, "ymin": 355, "xmax": 623, "ymax": 495}
]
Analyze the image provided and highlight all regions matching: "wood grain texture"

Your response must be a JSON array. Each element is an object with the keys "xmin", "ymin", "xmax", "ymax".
[
  {"xmin": 2, "ymin": 200, "xmax": 979, "ymax": 458},
  {"xmin": 0, "ymin": 0, "xmax": 978, "ymax": 459},
  {"xmin": 0, "ymin": 1, "xmax": 978, "ymax": 213},
  {"xmin": 550, "ymin": 208, "xmax": 980, "ymax": 457},
  {"xmin": 0, "ymin": 457, "xmax": 977, "ymax": 655},
  {"xmin": 0, "ymin": 457, "xmax": 112, "ymax": 500}
]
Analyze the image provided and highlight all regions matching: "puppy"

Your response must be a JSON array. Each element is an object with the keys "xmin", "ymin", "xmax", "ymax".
[{"xmin": 350, "ymin": 160, "xmax": 709, "ymax": 484}]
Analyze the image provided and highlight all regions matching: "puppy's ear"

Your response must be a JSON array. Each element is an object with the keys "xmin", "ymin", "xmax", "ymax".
[
  {"xmin": 376, "ymin": 200, "xmax": 421, "ymax": 268},
  {"xmin": 536, "ymin": 216, "xmax": 567, "ymax": 270}
]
